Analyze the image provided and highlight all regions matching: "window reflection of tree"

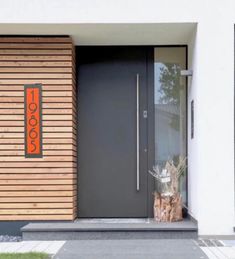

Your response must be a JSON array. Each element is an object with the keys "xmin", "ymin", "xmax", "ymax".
[
  {"xmin": 154, "ymin": 50, "xmax": 187, "ymax": 205},
  {"xmin": 157, "ymin": 62, "xmax": 185, "ymax": 165},
  {"xmin": 158, "ymin": 63, "xmax": 181, "ymax": 106}
]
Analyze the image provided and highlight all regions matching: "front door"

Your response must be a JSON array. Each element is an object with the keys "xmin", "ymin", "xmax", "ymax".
[{"xmin": 77, "ymin": 47, "xmax": 149, "ymax": 217}]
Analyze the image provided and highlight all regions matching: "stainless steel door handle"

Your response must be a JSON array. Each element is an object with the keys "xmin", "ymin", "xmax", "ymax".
[{"xmin": 136, "ymin": 74, "xmax": 140, "ymax": 191}]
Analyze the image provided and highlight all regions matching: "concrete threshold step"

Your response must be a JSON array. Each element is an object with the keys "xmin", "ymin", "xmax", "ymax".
[{"xmin": 21, "ymin": 218, "xmax": 198, "ymax": 240}]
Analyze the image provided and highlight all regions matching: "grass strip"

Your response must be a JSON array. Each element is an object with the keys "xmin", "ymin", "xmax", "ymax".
[{"xmin": 0, "ymin": 252, "xmax": 49, "ymax": 259}]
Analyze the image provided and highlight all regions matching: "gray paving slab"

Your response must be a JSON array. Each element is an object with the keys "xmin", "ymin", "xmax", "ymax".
[{"xmin": 54, "ymin": 239, "xmax": 208, "ymax": 259}]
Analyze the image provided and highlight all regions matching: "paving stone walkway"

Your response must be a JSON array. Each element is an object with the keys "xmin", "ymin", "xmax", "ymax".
[
  {"xmin": 54, "ymin": 239, "xmax": 207, "ymax": 259},
  {"xmin": 1, "ymin": 239, "xmax": 235, "ymax": 258},
  {"xmin": 200, "ymin": 239, "xmax": 235, "ymax": 259}
]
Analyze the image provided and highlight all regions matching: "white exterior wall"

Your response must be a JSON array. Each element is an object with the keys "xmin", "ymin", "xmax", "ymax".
[{"xmin": 0, "ymin": 0, "xmax": 234, "ymax": 236}]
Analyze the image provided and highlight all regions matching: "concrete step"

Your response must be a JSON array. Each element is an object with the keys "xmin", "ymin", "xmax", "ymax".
[{"xmin": 21, "ymin": 218, "xmax": 198, "ymax": 240}]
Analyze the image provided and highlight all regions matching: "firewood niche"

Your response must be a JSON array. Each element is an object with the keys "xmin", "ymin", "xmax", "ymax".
[{"xmin": 149, "ymin": 157, "xmax": 187, "ymax": 222}]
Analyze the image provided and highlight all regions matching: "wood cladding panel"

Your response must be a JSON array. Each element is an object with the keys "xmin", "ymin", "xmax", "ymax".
[{"xmin": 0, "ymin": 36, "xmax": 77, "ymax": 221}]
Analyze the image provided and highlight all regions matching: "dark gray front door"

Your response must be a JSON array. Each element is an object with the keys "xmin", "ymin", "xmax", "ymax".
[{"xmin": 77, "ymin": 47, "xmax": 148, "ymax": 217}]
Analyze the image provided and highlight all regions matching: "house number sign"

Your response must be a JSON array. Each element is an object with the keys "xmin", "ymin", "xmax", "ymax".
[{"xmin": 24, "ymin": 84, "xmax": 43, "ymax": 157}]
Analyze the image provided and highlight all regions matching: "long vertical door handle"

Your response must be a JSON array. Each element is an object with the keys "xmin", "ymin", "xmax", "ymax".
[{"xmin": 136, "ymin": 74, "xmax": 140, "ymax": 191}]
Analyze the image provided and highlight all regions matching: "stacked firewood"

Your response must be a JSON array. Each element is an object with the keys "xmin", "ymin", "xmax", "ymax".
[
  {"xmin": 149, "ymin": 157, "xmax": 186, "ymax": 222},
  {"xmin": 153, "ymin": 192, "xmax": 182, "ymax": 222}
]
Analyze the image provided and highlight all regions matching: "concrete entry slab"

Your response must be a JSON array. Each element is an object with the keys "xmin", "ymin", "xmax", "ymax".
[{"xmin": 21, "ymin": 218, "xmax": 198, "ymax": 240}]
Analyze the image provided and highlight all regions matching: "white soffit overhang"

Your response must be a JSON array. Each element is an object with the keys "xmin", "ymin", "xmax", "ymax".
[{"xmin": 0, "ymin": 23, "xmax": 197, "ymax": 45}]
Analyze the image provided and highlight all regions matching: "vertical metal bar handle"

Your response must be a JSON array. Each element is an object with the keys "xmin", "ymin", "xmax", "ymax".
[{"xmin": 136, "ymin": 74, "xmax": 140, "ymax": 191}]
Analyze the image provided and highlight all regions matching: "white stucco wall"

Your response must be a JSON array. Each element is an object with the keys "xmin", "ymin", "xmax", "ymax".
[
  {"xmin": 188, "ymin": 21, "xmax": 235, "ymax": 235},
  {"xmin": 0, "ymin": 0, "xmax": 234, "ymax": 235}
]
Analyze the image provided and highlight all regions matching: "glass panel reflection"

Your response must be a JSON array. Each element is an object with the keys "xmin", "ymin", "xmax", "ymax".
[{"xmin": 154, "ymin": 47, "xmax": 187, "ymax": 204}]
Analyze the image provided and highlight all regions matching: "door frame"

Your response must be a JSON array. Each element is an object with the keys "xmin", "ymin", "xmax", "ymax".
[{"xmin": 76, "ymin": 45, "xmax": 188, "ymax": 218}]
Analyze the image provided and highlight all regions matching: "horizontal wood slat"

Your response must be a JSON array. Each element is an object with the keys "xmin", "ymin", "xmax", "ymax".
[
  {"xmin": 0, "ymin": 56, "xmax": 72, "ymax": 61},
  {"xmin": 0, "ymin": 68, "xmax": 72, "ymax": 73},
  {"xmin": 0, "ymin": 209, "xmax": 73, "ymax": 215},
  {"xmin": 0, "ymin": 215, "xmax": 74, "ymax": 220},
  {"xmin": 0, "ymin": 203, "xmax": 74, "ymax": 209},
  {"xmin": 0, "ymin": 191, "xmax": 74, "ymax": 197},
  {"xmin": 0, "ymin": 179, "xmax": 76, "ymax": 184},
  {"xmin": 0, "ymin": 36, "xmax": 77, "ymax": 220},
  {"xmin": 0, "ymin": 86, "xmax": 74, "ymax": 92},
  {"xmin": 0, "ymin": 168, "xmax": 76, "ymax": 173},
  {"xmin": 0, "ymin": 79, "xmax": 72, "ymax": 84},
  {"xmin": 0, "ymin": 156, "xmax": 76, "ymax": 162},
  {"xmin": 0, "ymin": 127, "xmax": 74, "ymax": 132},
  {"xmin": 0, "ymin": 144, "xmax": 76, "ymax": 150},
  {"xmin": 0, "ymin": 74, "xmax": 72, "ymax": 78},
  {"xmin": 0, "ymin": 50, "xmax": 72, "ymax": 55},
  {"xmin": 0, "ymin": 92, "xmax": 73, "ymax": 97},
  {"xmin": 0, "ymin": 43, "xmax": 72, "ymax": 49},
  {"xmin": 0, "ymin": 174, "xmax": 76, "ymax": 179},
  {"xmin": 0, "ymin": 150, "xmax": 77, "ymax": 156},
  {"xmin": 0, "ymin": 186, "xmax": 76, "ymax": 191},
  {"xmin": 0, "ymin": 97, "xmax": 73, "ymax": 102},
  {"xmin": 0, "ymin": 103, "xmax": 74, "ymax": 108},
  {"xmin": 0, "ymin": 37, "xmax": 73, "ymax": 43},
  {"xmin": 0, "ymin": 162, "xmax": 76, "ymax": 167},
  {"xmin": 0, "ymin": 109, "xmax": 74, "ymax": 115},
  {"xmin": 0, "ymin": 138, "xmax": 76, "ymax": 144},
  {"xmin": 0, "ymin": 132, "xmax": 76, "ymax": 138},
  {"xmin": 0, "ymin": 123, "xmax": 75, "ymax": 128}
]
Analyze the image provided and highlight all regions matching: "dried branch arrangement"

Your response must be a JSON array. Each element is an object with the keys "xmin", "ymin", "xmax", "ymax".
[{"xmin": 149, "ymin": 156, "xmax": 187, "ymax": 222}]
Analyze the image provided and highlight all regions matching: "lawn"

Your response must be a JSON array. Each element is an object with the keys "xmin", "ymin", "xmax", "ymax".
[{"xmin": 0, "ymin": 252, "xmax": 49, "ymax": 259}]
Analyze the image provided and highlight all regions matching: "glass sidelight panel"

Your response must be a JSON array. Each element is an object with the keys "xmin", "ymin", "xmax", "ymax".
[{"xmin": 154, "ymin": 47, "xmax": 187, "ymax": 203}]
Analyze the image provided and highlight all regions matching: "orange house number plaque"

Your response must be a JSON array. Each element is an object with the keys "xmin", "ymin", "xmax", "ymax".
[{"xmin": 24, "ymin": 84, "xmax": 43, "ymax": 157}]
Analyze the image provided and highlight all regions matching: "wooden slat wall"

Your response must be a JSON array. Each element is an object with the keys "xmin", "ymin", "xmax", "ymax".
[{"xmin": 0, "ymin": 37, "xmax": 77, "ymax": 220}]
